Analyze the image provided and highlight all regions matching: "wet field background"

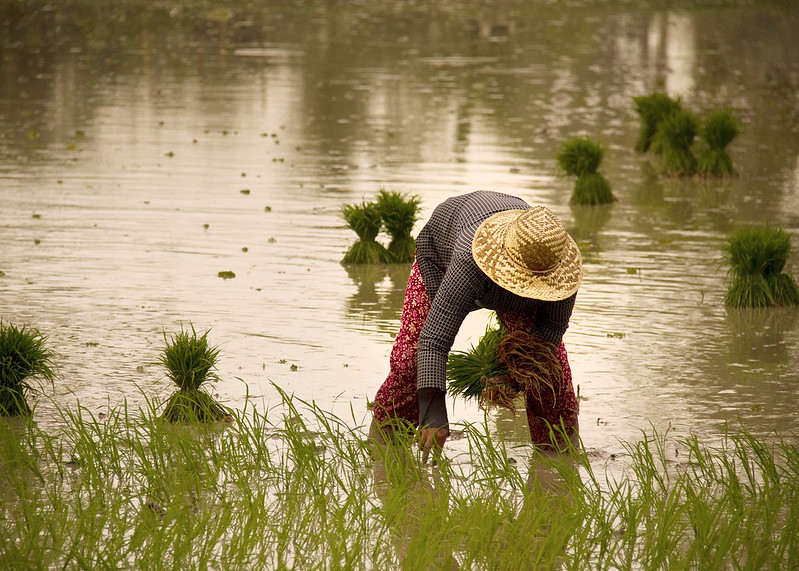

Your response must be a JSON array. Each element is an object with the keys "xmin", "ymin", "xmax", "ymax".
[{"xmin": 1, "ymin": 0, "xmax": 798, "ymax": 467}]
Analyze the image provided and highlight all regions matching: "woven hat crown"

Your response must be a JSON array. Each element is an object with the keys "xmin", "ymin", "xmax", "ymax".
[
  {"xmin": 472, "ymin": 204, "xmax": 582, "ymax": 301},
  {"xmin": 504, "ymin": 207, "xmax": 569, "ymax": 273}
]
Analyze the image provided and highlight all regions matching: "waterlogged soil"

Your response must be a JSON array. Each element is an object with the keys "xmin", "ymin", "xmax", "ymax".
[{"xmin": 1, "ymin": 0, "xmax": 798, "ymax": 472}]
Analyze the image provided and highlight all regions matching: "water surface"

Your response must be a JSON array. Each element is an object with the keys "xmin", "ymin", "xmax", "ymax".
[{"xmin": 2, "ymin": 0, "xmax": 798, "ymax": 469}]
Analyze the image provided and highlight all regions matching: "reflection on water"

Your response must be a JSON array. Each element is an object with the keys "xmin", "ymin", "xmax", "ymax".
[{"xmin": 1, "ymin": 1, "xmax": 798, "ymax": 467}]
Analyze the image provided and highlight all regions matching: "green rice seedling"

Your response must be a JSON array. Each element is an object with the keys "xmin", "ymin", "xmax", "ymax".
[
  {"xmin": 556, "ymin": 136, "xmax": 614, "ymax": 205},
  {"xmin": 724, "ymin": 225, "xmax": 799, "ymax": 307},
  {"xmin": 697, "ymin": 109, "xmax": 739, "ymax": 177},
  {"xmin": 447, "ymin": 319, "xmax": 507, "ymax": 401},
  {"xmin": 556, "ymin": 136, "xmax": 603, "ymax": 177},
  {"xmin": 632, "ymin": 92, "xmax": 683, "ymax": 153},
  {"xmin": 340, "ymin": 200, "xmax": 393, "ymax": 264},
  {"xmin": 375, "ymin": 189, "xmax": 421, "ymax": 264},
  {"xmin": 3, "ymin": 388, "xmax": 799, "ymax": 569},
  {"xmin": 654, "ymin": 108, "xmax": 699, "ymax": 175},
  {"xmin": 159, "ymin": 325, "xmax": 230, "ymax": 422},
  {"xmin": 0, "ymin": 322, "xmax": 56, "ymax": 416}
]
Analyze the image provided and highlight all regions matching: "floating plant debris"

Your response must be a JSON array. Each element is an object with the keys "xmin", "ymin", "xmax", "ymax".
[{"xmin": 218, "ymin": 271, "xmax": 236, "ymax": 279}]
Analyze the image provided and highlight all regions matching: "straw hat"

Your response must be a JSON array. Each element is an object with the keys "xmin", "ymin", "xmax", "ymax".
[{"xmin": 471, "ymin": 205, "xmax": 582, "ymax": 301}]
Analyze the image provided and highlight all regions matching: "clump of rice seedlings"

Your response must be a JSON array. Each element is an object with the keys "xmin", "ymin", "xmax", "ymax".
[
  {"xmin": 0, "ymin": 322, "xmax": 55, "ymax": 416},
  {"xmin": 159, "ymin": 325, "xmax": 230, "ymax": 423},
  {"xmin": 724, "ymin": 225, "xmax": 799, "ymax": 308},
  {"xmin": 697, "ymin": 109, "xmax": 739, "ymax": 177},
  {"xmin": 375, "ymin": 189, "xmax": 421, "ymax": 264},
  {"xmin": 632, "ymin": 92, "xmax": 683, "ymax": 153},
  {"xmin": 341, "ymin": 200, "xmax": 393, "ymax": 264},
  {"xmin": 653, "ymin": 108, "xmax": 699, "ymax": 175},
  {"xmin": 447, "ymin": 320, "xmax": 507, "ymax": 401},
  {"xmin": 556, "ymin": 136, "xmax": 614, "ymax": 205},
  {"xmin": 447, "ymin": 318, "xmax": 564, "ymax": 411}
]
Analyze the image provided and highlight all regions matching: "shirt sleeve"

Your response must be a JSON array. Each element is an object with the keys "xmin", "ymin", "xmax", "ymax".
[
  {"xmin": 531, "ymin": 293, "xmax": 576, "ymax": 346},
  {"xmin": 416, "ymin": 257, "xmax": 481, "ymax": 392}
]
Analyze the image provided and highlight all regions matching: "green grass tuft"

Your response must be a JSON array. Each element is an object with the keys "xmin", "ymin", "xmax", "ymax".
[
  {"xmin": 632, "ymin": 92, "xmax": 683, "ymax": 153},
  {"xmin": 556, "ymin": 136, "xmax": 604, "ymax": 177},
  {"xmin": 724, "ymin": 225, "xmax": 798, "ymax": 308},
  {"xmin": 341, "ymin": 200, "xmax": 394, "ymax": 264},
  {"xmin": 159, "ymin": 325, "xmax": 230, "ymax": 422},
  {"xmin": 697, "ymin": 109, "xmax": 739, "ymax": 176},
  {"xmin": 726, "ymin": 225, "xmax": 792, "ymax": 277},
  {"xmin": 654, "ymin": 109, "xmax": 698, "ymax": 175},
  {"xmin": 375, "ymin": 189, "xmax": 421, "ymax": 264},
  {"xmin": 447, "ymin": 320, "xmax": 507, "ymax": 400},
  {"xmin": 0, "ymin": 322, "xmax": 56, "ymax": 417}
]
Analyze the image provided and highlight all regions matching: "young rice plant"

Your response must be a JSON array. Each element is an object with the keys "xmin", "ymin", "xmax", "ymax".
[
  {"xmin": 724, "ymin": 225, "xmax": 799, "ymax": 308},
  {"xmin": 159, "ymin": 324, "xmax": 230, "ymax": 422},
  {"xmin": 375, "ymin": 188, "xmax": 421, "ymax": 264},
  {"xmin": 556, "ymin": 136, "xmax": 614, "ymax": 205},
  {"xmin": 341, "ymin": 200, "xmax": 393, "ymax": 264},
  {"xmin": 0, "ymin": 321, "xmax": 56, "ymax": 416}
]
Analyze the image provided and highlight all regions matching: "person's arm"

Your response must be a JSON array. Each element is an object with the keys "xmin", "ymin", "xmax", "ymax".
[{"xmin": 530, "ymin": 293, "xmax": 576, "ymax": 346}]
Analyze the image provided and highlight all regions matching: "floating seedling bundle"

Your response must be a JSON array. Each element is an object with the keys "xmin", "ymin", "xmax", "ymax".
[
  {"xmin": 0, "ymin": 322, "xmax": 56, "ymax": 416},
  {"xmin": 697, "ymin": 109, "xmax": 739, "ymax": 177},
  {"xmin": 160, "ymin": 325, "xmax": 230, "ymax": 423},
  {"xmin": 375, "ymin": 189, "xmax": 421, "ymax": 264},
  {"xmin": 724, "ymin": 225, "xmax": 799, "ymax": 308},
  {"xmin": 447, "ymin": 317, "xmax": 563, "ymax": 411},
  {"xmin": 341, "ymin": 190, "xmax": 422, "ymax": 264},
  {"xmin": 556, "ymin": 136, "xmax": 613, "ymax": 205},
  {"xmin": 633, "ymin": 92, "xmax": 683, "ymax": 154},
  {"xmin": 653, "ymin": 108, "xmax": 699, "ymax": 175},
  {"xmin": 633, "ymin": 92, "xmax": 739, "ymax": 177},
  {"xmin": 340, "ymin": 200, "xmax": 393, "ymax": 264}
]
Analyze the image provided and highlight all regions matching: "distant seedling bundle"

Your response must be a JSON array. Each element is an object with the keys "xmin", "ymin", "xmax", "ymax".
[
  {"xmin": 633, "ymin": 92, "xmax": 739, "ymax": 177},
  {"xmin": 556, "ymin": 136, "xmax": 614, "ymax": 205},
  {"xmin": 341, "ymin": 189, "xmax": 421, "ymax": 264},
  {"xmin": 724, "ymin": 225, "xmax": 799, "ymax": 308}
]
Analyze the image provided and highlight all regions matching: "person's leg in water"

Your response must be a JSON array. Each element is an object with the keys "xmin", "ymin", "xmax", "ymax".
[
  {"xmin": 369, "ymin": 261, "xmax": 430, "ymax": 444},
  {"xmin": 496, "ymin": 311, "xmax": 580, "ymax": 451}
]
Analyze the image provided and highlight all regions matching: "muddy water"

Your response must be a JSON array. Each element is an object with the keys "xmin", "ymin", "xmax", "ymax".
[{"xmin": 2, "ymin": 1, "xmax": 798, "ymax": 468}]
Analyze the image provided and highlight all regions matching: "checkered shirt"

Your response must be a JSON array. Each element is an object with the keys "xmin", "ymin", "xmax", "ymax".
[{"xmin": 415, "ymin": 191, "xmax": 576, "ymax": 392}]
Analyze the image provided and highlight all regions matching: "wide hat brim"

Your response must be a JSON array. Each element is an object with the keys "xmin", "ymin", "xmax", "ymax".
[{"xmin": 472, "ymin": 208, "xmax": 583, "ymax": 301}]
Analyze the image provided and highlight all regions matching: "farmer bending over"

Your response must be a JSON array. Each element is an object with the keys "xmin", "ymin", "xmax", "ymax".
[{"xmin": 369, "ymin": 190, "xmax": 583, "ymax": 454}]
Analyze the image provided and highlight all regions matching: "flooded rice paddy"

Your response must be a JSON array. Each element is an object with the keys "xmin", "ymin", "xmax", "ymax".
[{"xmin": 2, "ymin": 0, "xmax": 799, "ymax": 472}]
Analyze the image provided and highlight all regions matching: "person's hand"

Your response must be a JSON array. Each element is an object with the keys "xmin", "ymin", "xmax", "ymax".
[{"xmin": 418, "ymin": 426, "xmax": 449, "ymax": 463}]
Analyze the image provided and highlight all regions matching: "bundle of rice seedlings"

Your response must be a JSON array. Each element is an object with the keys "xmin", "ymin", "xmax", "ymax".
[
  {"xmin": 447, "ymin": 321, "xmax": 508, "ymax": 401},
  {"xmin": 341, "ymin": 200, "xmax": 393, "ymax": 264},
  {"xmin": 697, "ymin": 109, "xmax": 739, "ymax": 177},
  {"xmin": 0, "ymin": 322, "xmax": 56, "ymax": 416},
  {"xmin": 654, "ymin": 108, "xmax": 698, "ymax": 175},
  {"xmin": 160, "ymin": 325, "xmax": 230, "ymax": 423},
  {"xmin": 447, "ymin": 320, "xmax": 564, "ymax": 412},
  {"xmin": 375, "ymin": 189, "xmax": 421, "ymax": 264},
  {"xmin": 632, "ymin": 92, "xmax": 683, "ymax": 153},
  {"xmin": 724, "ymin": 225, "xmax": 799, "ymax": 308},
  {"xmin": 556, "ymin": 136, "xmax": 614, "ymax": 205}
]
